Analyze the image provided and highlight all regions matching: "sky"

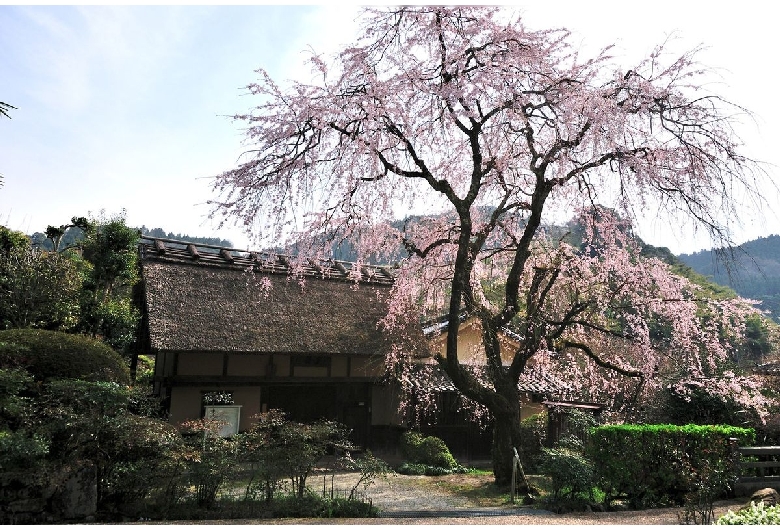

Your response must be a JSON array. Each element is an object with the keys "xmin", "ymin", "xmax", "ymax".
[{"xmin": 1, "ymin": 2, "xmax": 778, "ymax": 255}]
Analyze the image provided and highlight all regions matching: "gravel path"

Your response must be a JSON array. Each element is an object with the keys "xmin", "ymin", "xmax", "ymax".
[
  {"xmin": 304, "ymin": 470, "xmax": 746, "ymax": 524},
  {"xmin": 141, "ymin": 470, "xmax": 748, "ymax": 525}
]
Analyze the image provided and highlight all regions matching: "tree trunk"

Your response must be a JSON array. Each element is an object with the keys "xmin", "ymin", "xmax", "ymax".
[{"xmin": 491, "ymin": 399, "xmax": 522, "ymax": 487}]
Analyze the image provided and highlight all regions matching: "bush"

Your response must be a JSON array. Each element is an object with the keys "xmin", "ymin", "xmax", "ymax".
[
  {"xmin": 399, "ymin": 431, "xmax": 425, "ymax": 463},
  {"xmin": 396, "ymin": 462, "xmax": 427, "ymax": 475},
  {"xmin": 0, "ymin": 373, "xmax": 184, "ymax": 521},
  {"xmin": 0, "ymin": 329, "xmax": 129, "ymax": 384},
  {"xmin": 589, "ymin": 424, "xmax": 754, "ymax": 509},
  {"xmin": 538, "ymin": 447, "xmax": 595, "ymax": 501},
  {"xmin": 336, "ymin": 451, "xmax": 391, "ymax": 500},
  {"xmin": 235, "ymin": 410, "xmax": 350, "ymax": 501},
  {"xmin": 165, "ymin": 493, "xmax": 379, "ymax": 520},
  {"xmin": 0, "ymin": 429, "xmax": 48, "ymax": 470},
  {"xmin": 716, "ymin": 501, "xmax": 780, "ymax": 525},
  {"xmin": 398, "ymin": 430, "xmax": 457, "ymax": 469},
  {"xmin": 518, "ymin": 412, "xmax": 547, "ymax": 472},
  {"xmin": 321, "ymin": 496, "xmax": 379, "ymax": 518},
  {"xmin": 419, "ymin": 436, "xmax": 458, "ymax": 468}
]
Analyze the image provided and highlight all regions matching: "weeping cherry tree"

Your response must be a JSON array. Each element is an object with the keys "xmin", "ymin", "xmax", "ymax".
[{"xmin": 210, "ymin": 7, "xmax": 770, "ymax": 484}]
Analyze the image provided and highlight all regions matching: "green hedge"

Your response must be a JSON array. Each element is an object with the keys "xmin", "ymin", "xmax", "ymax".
[
  {"xmin": 0, "ymin": 329, "xmax": 130, "ymax": 384},
  {"xmin": 588, "ymin": 424, "xmax": 754, "ymax": 509}
]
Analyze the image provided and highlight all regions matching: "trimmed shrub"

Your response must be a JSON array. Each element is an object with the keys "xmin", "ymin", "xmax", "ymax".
[
  {"xmin": 0, "ymin": 329, "xmax": 129, "ymax": 384},
  {"xmin": 398, "ymin": 430, "xmax": 457, "ymax": 469},
  {"xmin": 589, "ymin": 424, "xmax": 754, "ymax": 509},
  {"xmin": 419, "ymin": 435, "xmax": 458, "ymax": 469},
  {"xmin": 399, "ymin": 431, "xmax": 426, "ymax": 463},
  {"xmin": 539, "ymin": 447, "xmax": 595, "ymax": 501}
]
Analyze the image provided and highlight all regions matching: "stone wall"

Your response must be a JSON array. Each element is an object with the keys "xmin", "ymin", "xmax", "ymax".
[{"xmin": 0, "ymin": 466, "xmax": 96, "ymax": 524}]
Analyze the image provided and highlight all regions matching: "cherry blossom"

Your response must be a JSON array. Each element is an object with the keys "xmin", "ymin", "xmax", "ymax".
[{"xmin": 211, "ymin": 7, "xmax": 769, "ymax": 484}]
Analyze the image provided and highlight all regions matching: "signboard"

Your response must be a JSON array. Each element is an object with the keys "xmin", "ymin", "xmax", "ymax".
[{"xmin": 204, "ymin": 405, "xmax": 241, "ymax": 437}]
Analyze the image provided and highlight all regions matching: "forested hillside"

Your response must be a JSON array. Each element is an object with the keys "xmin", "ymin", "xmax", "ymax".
[
  {"xmin": 30, "ymin": 225, "xmax": 233, "ymax": 251},
  {"xmin": 138, "ymin": 226, "xmax": 233, "ymax": 248},
  {"xmin": 679, "ymin": 235, "xmax": 780, "ymax": 322}
]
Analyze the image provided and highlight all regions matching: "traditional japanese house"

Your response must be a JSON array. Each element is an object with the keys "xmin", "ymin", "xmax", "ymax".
[
  {"xmin": 137, "ymin": 237, "xmax": 587, "ymax": 456},
  {"xmin": 137, "ymin": 236, "xmax": 406, "ymax": 448}
]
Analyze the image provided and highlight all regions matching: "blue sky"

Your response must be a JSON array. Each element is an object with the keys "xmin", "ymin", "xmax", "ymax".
[{"xmin": 1, "ymin": 3, "xmax": 778, "ymax": 255}]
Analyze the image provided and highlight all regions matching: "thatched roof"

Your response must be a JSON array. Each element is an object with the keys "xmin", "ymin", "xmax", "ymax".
[{"xmin": 139, "ymin": 237, "xmax": 395, "ymax": 355}]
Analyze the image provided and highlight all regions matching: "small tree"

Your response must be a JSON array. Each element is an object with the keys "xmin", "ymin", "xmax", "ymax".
[
  {"xmin": 178, "ymin": 418, "xmax": 239, "ymax": 509},
  {"xmin": 336, "ymin": 450, "xmax": 391, "ymax": 501},
  {"xmin": 0, "ymin": 246, "xmax": 82, "ymax": 330},
  {"xmin": 238, "ymin": 410, "xmax": 349, "ymax": 499},
  {"xmin": 75, "ymin": 213, "xmax": 140, "ymax": 356},
  {"xmin": 0, "ymin": 227, "xmax": 29, "ymax": 255}
]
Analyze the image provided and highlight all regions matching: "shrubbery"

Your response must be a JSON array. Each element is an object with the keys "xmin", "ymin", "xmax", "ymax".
[
  {"xmin": 716, "ymin": 502, "xmax": 780, "ymax": 525},
  {"xmin": 538, "ymin": 447, "xmax": 595, "ymax": 502},
  {"xmin": 532, "ymin": 410, "xmax": 600, "ymax": 512},
  {"xmin": 589, "ymin": 424, "xmax": 754, "ymax": 509},
  {"xmin": 234, "ymin": 410, "xmax": 349, "ymax": 502},
  {"xmin": 163, "ymin": 493, "xmax": 379, "ymax": 521},
  {"xmin": 0, "ymin": 329, "xmax": 130, "ymax": 384},
  {"xmin": 518, "ymin": 412, "xmax": 547, "ymax": 472},
  {"xmin": 397, "ymin": 431, "xmax": 462, "ymax": 475},
  {"xmin": 0, "ymin": 364, "xmax": 382, "ymax": 523}
]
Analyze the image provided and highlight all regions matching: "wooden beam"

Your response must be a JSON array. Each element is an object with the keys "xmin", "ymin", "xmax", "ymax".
[{"xmin": 333, "ymin": 261, "xmax": 348, "ymax": 274}]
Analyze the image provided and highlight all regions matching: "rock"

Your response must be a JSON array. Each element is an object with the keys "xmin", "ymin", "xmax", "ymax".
[
  {"xmin": 51, "ymin": 465, "xmax": 97, "ymax": 519},
  {"xmin": 744, "ymin": 488, "xmax": 780, "ymax": 510}
]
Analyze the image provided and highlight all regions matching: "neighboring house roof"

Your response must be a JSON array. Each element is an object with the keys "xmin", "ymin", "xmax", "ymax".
[
  {"xmin": 139, "ymin": 237, "xmax": 396, "ymax": 355},
  {"xmin": 402, "ymin": 363, "xmax": 570, "ymax": 397},
  {"xmin": 422, "ymin": 313, "xmax": 524, "ymax": 343},
  {"xmin": 756, "ymin": 362, "xmax": 780, "ymax": 376},
  {"xmin": 420, "ymin": 313, "xmax": 573, "ymax": 398}
]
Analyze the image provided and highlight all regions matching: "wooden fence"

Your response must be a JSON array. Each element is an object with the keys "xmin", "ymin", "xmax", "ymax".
[{"xmin": 735, "ymin": 446, "xmax": 780, "ymax": 496}]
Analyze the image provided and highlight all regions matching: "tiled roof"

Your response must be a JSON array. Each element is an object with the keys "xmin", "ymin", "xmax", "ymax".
[
  {"xmin": 403, "ymin": 363, "xmax": 570, "ymax": 397},
  {"xmin": 139, "ymin": 237, "xmax": 395, "ymax": 285},
  {"xmin": 756, "ymin": 362, "xmax": 780, "ymax": 375}
]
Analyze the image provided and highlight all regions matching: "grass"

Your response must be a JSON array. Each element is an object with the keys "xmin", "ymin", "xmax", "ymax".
[{"xmin": 419, "ymin": 468, "xmax": 555, "ymax": 507}]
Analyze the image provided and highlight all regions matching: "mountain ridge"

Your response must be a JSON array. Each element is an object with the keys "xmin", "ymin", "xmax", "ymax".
[{"xmin": 678, "ymin": 234, "xmax": 780, "ymax": 322}]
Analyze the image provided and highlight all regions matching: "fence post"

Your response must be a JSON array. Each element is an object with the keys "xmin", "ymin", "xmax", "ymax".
[
  {"xmin": 511, "ymin": 447, "xmax": 521, "ymax": 503},
  {"xmin": 511, "ymin": 449, "xmax": 516, "ymax": 503},
  {"xmin": 511, "ymin": 446, "xmax": 535, "ymax": 504}
]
